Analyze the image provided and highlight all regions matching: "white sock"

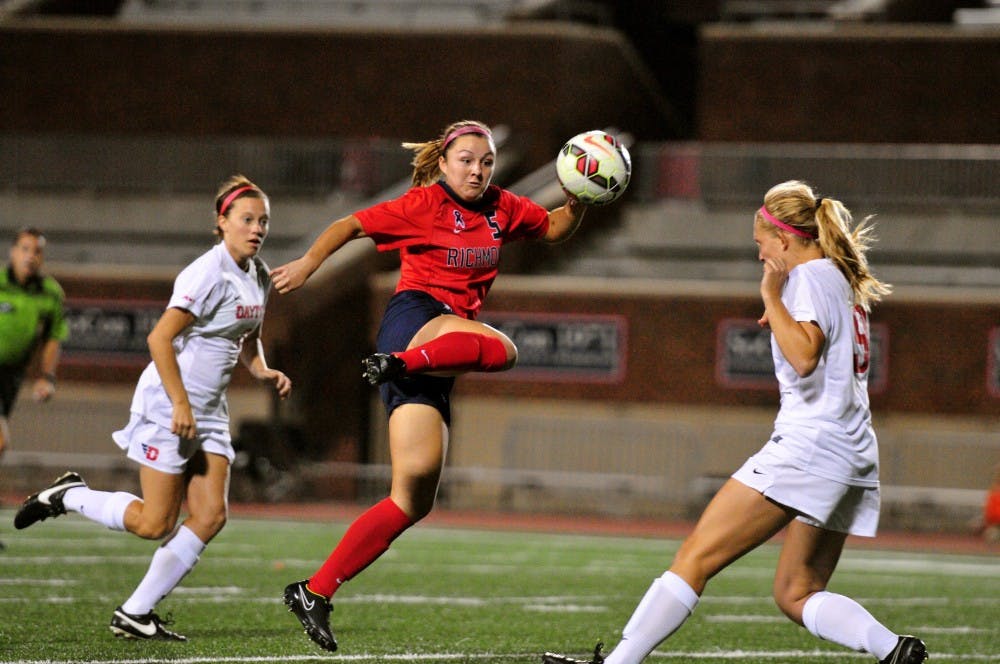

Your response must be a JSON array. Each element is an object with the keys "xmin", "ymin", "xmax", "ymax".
[
  {"xmin": 605, "ymin": 571, "xmax": 700, "ymax": 664},
  {"xmin": 802, "ymin": 590, "xmax": 899, "ymax": 659},
  {"xmin": 121, "ymin": 525, "xmax": 206, "ymax": 616},
  {"xmin": 62, "ymin": 488, "xmax": 138, "ymax": 531}
]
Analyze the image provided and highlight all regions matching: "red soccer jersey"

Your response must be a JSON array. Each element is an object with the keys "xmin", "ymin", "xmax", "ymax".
[{"xmin": 355, "ymin": 182, "xmax": 550, "ymax": 319}]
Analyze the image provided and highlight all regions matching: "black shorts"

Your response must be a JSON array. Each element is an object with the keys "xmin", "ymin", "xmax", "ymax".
[
  {"xmin": 0, "ymin": 366, "xmax": 25, "ymax": 417},
  {"xmin": 376, "ymin": 290, "xmax": 456, "ymax": 425}
]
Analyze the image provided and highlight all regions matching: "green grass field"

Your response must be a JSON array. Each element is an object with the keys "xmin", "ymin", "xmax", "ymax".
[{"xmin": 1, "ymin": 507, "xmax": 997, "ymax": 663}]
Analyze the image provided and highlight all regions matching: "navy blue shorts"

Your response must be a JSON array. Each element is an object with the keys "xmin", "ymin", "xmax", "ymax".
[{"xmin": 376, "ymin": 290, "xmax": 456, "ymax": 425}]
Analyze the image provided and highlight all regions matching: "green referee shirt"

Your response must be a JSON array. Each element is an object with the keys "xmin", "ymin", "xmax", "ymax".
[{"xmin": 0, "ymin": 266, "xmax": 69, "ymax": 369}]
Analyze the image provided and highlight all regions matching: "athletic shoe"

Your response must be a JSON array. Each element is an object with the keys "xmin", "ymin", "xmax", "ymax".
[
  {"xmin": 362, "ymin": 353, "xmax": 406, "ymax": 386},
  {"xmin": 109, "ymin": 606, "xmax": 187, "ymax": 641},
  {"xmin": 283, "ymin": 580, "xmax": 337, "ymax": 652},
  {"xmin": 542, "ymin": 642, "xmax": 605, "ymax": 664},
  {"xmin": 13, "ymin": 471, "xmax": 86, "ymax": 530},
  {"xmin": 880, "ymin": 636, "xmax": 928, "ymax": 664}
]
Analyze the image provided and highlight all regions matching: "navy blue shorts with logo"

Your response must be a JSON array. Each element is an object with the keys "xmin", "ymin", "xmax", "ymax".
[{"xmin": 376, "ymin": 290, "xmax": 456, "ymax": 425}]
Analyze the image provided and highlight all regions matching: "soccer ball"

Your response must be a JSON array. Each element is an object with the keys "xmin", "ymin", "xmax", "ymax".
[{"xmin": 555, "ymin": 130, "xmax": 632, "ymax": 206}]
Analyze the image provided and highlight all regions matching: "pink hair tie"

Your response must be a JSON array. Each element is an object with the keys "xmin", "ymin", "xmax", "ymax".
[
  {"xmin": 759, "ymin": 206, "xmax": 816, "ymax": 239},
  {"xmin": 442, "ymin": 126, "xmax": 492, "ymax": 151},
  {"xmin": 218, "ymin": 185, "xmax": 256, "ymax": 216}
]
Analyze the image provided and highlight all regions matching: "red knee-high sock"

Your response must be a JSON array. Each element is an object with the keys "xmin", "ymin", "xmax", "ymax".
[
  {"xmin": 308, "ymin": 498, "xmax": 413, "ymax": 598},
  {"xmin": 394, "ymin": 332, "xmax": 509, "ymax": 374}
]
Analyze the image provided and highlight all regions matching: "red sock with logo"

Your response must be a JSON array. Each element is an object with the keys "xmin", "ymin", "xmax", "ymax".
[
  {"xmin": 307, "ymin": 497, "xmax": 413, "ymax": 598},
  {"xmin": 394, "ymin": 332, "xmax": 509, "ymax": 373}
]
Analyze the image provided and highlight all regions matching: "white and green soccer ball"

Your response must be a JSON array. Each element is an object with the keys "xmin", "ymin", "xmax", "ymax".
[{"xmin": 555, "ymin": 130, "xmax": 632, "ymax": 206}]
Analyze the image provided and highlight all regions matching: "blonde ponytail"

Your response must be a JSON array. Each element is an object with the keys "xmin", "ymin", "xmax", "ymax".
[{"xmin": 759, "ymin": 181, "xmax": 891, "ymax": 311}]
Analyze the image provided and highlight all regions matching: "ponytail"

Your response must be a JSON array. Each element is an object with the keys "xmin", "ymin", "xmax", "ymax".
[{"xmin": 759, "ymin": 181, "xmax": 891, "ymax": 311}]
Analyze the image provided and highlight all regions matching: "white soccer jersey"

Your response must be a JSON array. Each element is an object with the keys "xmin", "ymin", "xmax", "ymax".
[
  {"xmin": 129, "ymin": 242, "xmax": 271, "ymax": 432},
  {"xmin": 770, "ymin": 258, "xmax": 879, "ymax": 487}
]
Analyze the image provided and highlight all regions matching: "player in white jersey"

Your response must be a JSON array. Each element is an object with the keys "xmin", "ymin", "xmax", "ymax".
[
  {"xmin": 544, "ymin": 181, "xmax": 927, "ymax": 664},
  {"xmin": 14, "ymin": 175, "xmax": 291, "ymax": 641}
]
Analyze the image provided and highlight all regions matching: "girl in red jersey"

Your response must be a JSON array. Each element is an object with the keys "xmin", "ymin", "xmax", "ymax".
[{"xmin": 271, "ymin": 120, "xmax": 587, "ymax": 652}]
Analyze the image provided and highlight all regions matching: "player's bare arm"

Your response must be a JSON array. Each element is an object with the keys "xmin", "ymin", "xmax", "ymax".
[
  {"xmin": 760, "ymin": 257, "xmax": 825, "ymax": 377},
  {"xmin": 240, "ymin": 332, "xmax": 292, "ymax": 399},
  {"xmin": 147, "ymin": 307, "xmax": 198, "ymax": 439},
  {"xmin": 543, "ymin": 197, "xmax": 586, "ymax": 244},
  {"xmin": 271, "ymin": 215, "xmax": 367, "ymax": 293}
]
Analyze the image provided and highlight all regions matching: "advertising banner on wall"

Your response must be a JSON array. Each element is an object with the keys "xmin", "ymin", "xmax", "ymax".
[
  {"xmin": 715, "ymin": 317, "xmax": 888, "ymax": 394},
  {"xmin": 61, "ymin": 298, "xmax": 162, "ymax": 366},
  {"xmin": 477, "ymin": 312, "xmax": 627, "ymax": 383}
]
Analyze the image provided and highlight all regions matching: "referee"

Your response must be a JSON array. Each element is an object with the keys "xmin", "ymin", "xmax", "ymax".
[{"xmin": 0, "ymin": 227, "xmax": 68, "ymax": 466}]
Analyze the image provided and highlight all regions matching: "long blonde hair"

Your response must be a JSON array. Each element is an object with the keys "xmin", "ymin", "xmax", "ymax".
[
  {"xmin": 757, "ymin": 180, "xmax": 891, "ymax": 311},
  {"xmin": 401, "ymin": 120, "xmax": 494, "ymax": 187}
]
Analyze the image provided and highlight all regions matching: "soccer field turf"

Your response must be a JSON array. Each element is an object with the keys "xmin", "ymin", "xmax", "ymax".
[{"xmin": 1, "ymin": 508, "xmax": 997, "ymax": 663}]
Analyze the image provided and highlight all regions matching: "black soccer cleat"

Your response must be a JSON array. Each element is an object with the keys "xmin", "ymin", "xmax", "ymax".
[
  {"xmin": 542, "ymin": 642, "xmax": 605, "ymax": 664},
  {"xmin": 109, "ymin": 606, "xmax": 187, "ymax": 641},
  {"xmin": 880, "ymin": 636, "xmax": 928, "ymax": 664},
  {"xmin": 283, "ymin": 580, "xmax": 337, "ymax": 652},
  {"xmin": 362, "ymin": 352, "xmax": 407, "ymax": 386},
  {"xmin": 14, "ymin": 471, "xmax": 87, "ymax": 530}
]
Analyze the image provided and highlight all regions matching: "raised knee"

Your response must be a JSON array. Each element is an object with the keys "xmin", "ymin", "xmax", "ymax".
[{"xmin": 503, "ymin": 346, "xmax": 518, "ymax": 370}]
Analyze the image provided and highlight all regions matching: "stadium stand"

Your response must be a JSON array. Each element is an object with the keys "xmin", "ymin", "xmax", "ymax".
[
  {"xmin": 1, "ymin": 2, "xmax": 997, "ymax": 531},
  {"xmin": 116, "ymin": 0, "xmax": 559, "ymax": 27}
]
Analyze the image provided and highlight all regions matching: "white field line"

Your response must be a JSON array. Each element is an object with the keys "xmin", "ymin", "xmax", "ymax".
[
  {"xmin": 3, "ymin": 554, "xmax": 998, "ymax": 581},
  {"xmin": 645, "ymin": 651, "xmax": 1000, "ymax": 660},
  {"xmin": 704, "ymin": 616, "xmax": 997, "ymax": 633},
  {"xmin": 4, "ymin": 650, "xmax": 1000, "ymax": 663},
  {"xmin": 1, "ymin": 591, "xmax": 997, "ymax": 612},
  {"xmin": 0, "ymin": 578, "xmax": 78, "ymax": 586}
]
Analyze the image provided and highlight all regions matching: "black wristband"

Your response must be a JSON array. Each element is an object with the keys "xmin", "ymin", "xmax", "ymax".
[{"xmin": 42, "ymin": 373, "xmax": 56, "ymax": 385}]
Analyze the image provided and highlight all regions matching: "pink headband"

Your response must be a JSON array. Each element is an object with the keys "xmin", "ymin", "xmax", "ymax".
[
  {"xmin": 758, "ymin": 206, "xmax": 817, "ymax": 239},
  {"xmin": 442, "ymin": 126, "xmax": 492, "ymax": 151},
  {"xmin": 218, "ymin": 185, "xmax": 256, "ymax": 216}
]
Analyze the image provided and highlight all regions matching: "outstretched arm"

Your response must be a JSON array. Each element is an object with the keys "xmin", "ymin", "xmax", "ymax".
[
  {"xmin": 271, "ymin": 215, "xmax": 366, "ymax": 293},
  {"xmin": 542, "ymin": 197, "xmax": 586, "ymax": 244}
]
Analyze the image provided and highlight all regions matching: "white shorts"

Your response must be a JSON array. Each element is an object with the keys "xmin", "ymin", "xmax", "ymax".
[
  {"xmin": 112, "ymin": 413, "xmax": 234, "ymax": 475},
  {"xmin": 731, "ymin": 441, "xmax": 880, "ymax": 537}
]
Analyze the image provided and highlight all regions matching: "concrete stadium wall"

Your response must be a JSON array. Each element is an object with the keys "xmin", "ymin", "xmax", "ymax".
[
  {"xmin": 0, "ymin": 19, "xmax": 674, "ymax": 166},
  {"xmin": 393, "ymin": 276, "xmax": 999, "ymax": 417},
  {"xmin": 4, "ymin": 20, "xmax": 996, "ymax": 158},
  {"xmin": 697, "ymin": 23, "xmax": 1000, "ymax": 144},
  {"xmin": 8, "ymin": 268, "xmax": 997, "ymax": 521}
]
